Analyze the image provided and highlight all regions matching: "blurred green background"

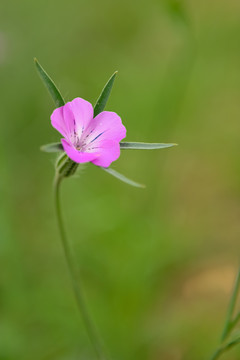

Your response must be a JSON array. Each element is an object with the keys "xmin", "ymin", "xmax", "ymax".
[{"xmin": 1, "ymin": 0, "xmax": 240, "ymax": 359}]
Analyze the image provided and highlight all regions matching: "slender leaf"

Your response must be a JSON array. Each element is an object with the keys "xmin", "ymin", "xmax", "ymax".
[
  {"xmin": 120, "ymin": 142, "xmax": 177, "ymax": 150},
  {"xmin": 94, "ymin": 71, "xmax": 117, "ymax": 117},
  {"xmin": 34, "ymin": 58, "xmax": 65, "ymax": 108},
  {"xmin": 41, "ymin": 142, "xmax": 63, "ymax": 152},
  {"xmin": 102, "ymin": 167, "xmax": 145, "ymax": 188}
]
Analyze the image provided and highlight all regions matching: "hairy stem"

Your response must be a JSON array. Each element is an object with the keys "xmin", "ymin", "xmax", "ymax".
[{"xmin": 54, "ymin": 174, "xmax": 107, "ymax": 360}]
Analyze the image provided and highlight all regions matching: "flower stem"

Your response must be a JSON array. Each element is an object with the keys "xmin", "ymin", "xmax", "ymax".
[
  {"xmin": 210, "ymin": 337, "xmax": 240, "ymax": 360},
  {"xmin": 221, "ymin": 268, "xmax": 240, "ymax": 342},
  {"xmin": 54, "ymin": 174, "xmax": 107, "ymax": 360},
  {"xmin": 209, "ymin": 266, "xmax": 240, "ymax": 360}
]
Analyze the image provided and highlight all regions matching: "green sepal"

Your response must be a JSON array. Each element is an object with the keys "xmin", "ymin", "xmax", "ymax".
[
  {"xmin": 94, "ymin": 71, "xmax": 117, "ymax": 117},
  {"xmin": 56, "ymin": 153, "xmax": 78, "ymax": 178},
  {"xmin": 40, "ymin": 142, "xmax": 64, "ymax": 152},
  {"xmin": 102, "ymin": 167, "xmax": 145, "ymax": 188},
  {"xmin": 56, "ymin": 153, "xmax": 68, "ymax": 168},
  {"xmin": 35, "ymin": 60, "xmax": 78, "ymax": 178},
  {"xmin": 34, "ymin": 58, "xmax": 65, "ymax": 108},
  {"xmin": 120, "ymin": 142, "xmax": 177, "ymax": 150}
]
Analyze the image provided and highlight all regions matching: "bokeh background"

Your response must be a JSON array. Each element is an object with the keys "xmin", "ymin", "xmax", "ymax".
[{"xmin": 1, "ymin": 0, "xmax": 240, "ymax": 359}]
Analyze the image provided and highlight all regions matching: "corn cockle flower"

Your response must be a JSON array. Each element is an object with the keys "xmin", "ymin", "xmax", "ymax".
[
  {"xmin": 51, "ymin": 98, "xmax": 126, "ymax": 168},
  {"xmin": 35, "ymin": 59, "xmax": 177, "ymax": 360},
  {"xmin": 35, "ymin": 59, "xmax": 240, "ymax": 360},
  {"xmin": 37, "ymin": 58, "xmax": 175, "ymax": 185}
]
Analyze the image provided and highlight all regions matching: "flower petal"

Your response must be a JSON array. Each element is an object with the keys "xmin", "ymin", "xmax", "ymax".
[
  {"xmin": 83, "ymin": 111, "xmax": 126, "ymax": 144},
  {"xmin": 90, "ymin": 139, "xmax": 121, "ymax": 167},
  {"xmin": 51, "ymin": 102, "xmax": 75, "ymax": 141},
  {"xmin": 61, "ymin": 139, "xmax": 99, "ymax": 164},
  {"xmin": 51, "ymin": 98, "xmax": 94, "ymax": 141},
  {"xmin": 69, "ymin": 97, "xmax": 94, "ymax": 135}
]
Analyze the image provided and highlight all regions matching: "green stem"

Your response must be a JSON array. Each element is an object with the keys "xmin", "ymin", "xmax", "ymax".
[
  {"xmin": 230, "ymin": 312, "xmax": 240, "ymax": 333},
  {"xmin": 54, "ymin": 174, "xmax": 107, "ymax": 360},
  {"xmin": 221, "ymin": 268, "xmax": 240, "ymax": 342},
  {"xmin": 210, "ymin": 337, "xmax": 240, "ymax": 360},
  {"xmin": 209, "ymin": 267, "xmax": 240, "ymax": 360}
]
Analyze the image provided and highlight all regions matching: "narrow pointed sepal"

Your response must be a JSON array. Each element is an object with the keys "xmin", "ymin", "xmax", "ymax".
[
  {"xmin": 40, "ymin": 142, "xmax": 64, "ymax": 152},
  {"xmin": 34, "ymin": 58, "xmax": 65, "ymax": 108},
  {"xmin": 120, "ymin": 142, "xmax": 177, "ymax": 150},
  {"xmin": 101, "ymin": 167, "xmax": 145, "ymax": 188},
  {"xmin": 94, "ymin": 71, "xmax": 118, "ymax": 117}
]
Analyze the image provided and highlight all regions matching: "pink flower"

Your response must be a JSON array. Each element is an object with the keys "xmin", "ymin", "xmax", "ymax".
[{"xmin": 51, "ymin": 97, "xmax": 126, "ymax": 167}]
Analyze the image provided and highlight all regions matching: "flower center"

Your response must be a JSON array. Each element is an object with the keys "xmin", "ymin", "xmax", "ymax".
[{"xmin": 73, "ymin": 130, "xmax": 105, "ymax": 152}]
